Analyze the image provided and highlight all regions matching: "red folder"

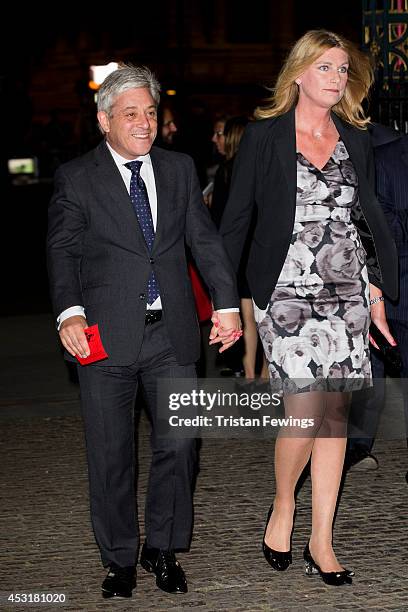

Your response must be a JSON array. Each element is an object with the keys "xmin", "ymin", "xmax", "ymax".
[
  {"xmin": 76, "ymin": 324, "xmax": 108, "ymax": 365},
  {"xmin": 188, "ymin": 262, "xmax": 212, "ymax": 323}
]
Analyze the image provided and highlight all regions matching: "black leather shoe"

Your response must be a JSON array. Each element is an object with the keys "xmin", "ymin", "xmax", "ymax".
[
  {"xmin": 101, "ymin": 564, "xmax": 136, "ymax": 599},
  {"xmin": 303, "ymin": 542, "xmax": 353, "ymax": 586},
  {"xmin": 262, "ymin": 504, "xmax": 292, "ymax": 571},
  {"xmin": 344, "ymin": 445, "xmax": 379, "ymax": 471},
  {"xmin": 140, "ymin": 542, "xmax": 187, "ymax": 593}
]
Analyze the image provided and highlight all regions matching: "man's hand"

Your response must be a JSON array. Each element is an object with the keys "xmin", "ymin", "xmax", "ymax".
[
  {"xmin": 209, "ymin": 311, "xmax": 242, "ymax": 353},
  {"xmin": 59, "ymin": 315, "xmax": 90, "ymax": 358}
]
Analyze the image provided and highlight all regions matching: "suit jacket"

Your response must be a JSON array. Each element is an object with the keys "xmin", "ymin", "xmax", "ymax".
[
  {"xmin": 47, "ymin": 141, "xmax": 239, "ymax": 365},
  {"xmin": 375, "ymin": 135, "xmax": 408, "ymax": 320},
  {"xmin": 220, "ymin": 107, "xmax": 398, "ymax": 309},
  {"xmin": 368, "ymin": 122, "xmax": 401, "ymax": 148}
]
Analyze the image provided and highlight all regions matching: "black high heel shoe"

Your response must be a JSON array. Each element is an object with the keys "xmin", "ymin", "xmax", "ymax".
[
  {"xmin": 303, "ymin": 542, "xmax": 354, "ymax": 586},
  {"xmin": 262, "ymin": 504, "xmax": 292, "ymax": 571}
]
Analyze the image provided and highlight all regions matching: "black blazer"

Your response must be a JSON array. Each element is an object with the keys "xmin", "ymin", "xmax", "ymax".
[
  {"xmin": 375, "ymin": 135, "xmax": 408, "ymax": 320},
  {"xmin": 47, "ymin": 141, "xmax": 239, "ymax": 366},
  {"xmin": 220, "ymin": 108, "xmax": 398, "ymax": 309}
]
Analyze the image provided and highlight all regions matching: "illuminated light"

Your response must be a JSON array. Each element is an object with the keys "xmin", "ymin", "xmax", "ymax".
[
  {"xmin": 90, "ymin": 62, "xmax": 119, "ymax": 85},
  {"xmin": 88, "ymin": 80, "xmax": 100, "ymax": 91},
  {"xmin": 166, "ymin": 89, "xmax": 177, "ymax": 96}
]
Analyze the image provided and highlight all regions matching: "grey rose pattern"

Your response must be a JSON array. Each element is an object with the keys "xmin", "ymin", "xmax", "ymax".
[{"xmin": 258, "ymin": 141, "xmax": 372, "ymax": 394}]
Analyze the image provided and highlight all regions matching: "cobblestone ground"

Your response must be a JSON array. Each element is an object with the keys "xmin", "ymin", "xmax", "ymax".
[
  {"xmin": 1, "ymin": 315, "xmax": 407, "ymax": 611},
  {"xmin": 1, "ymin": 414, "xmax": 407, "ymax": 611}
]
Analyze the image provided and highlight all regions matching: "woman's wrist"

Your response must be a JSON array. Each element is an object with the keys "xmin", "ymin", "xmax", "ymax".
[{"xmin": 369, "ymin": 296, "xmax": 385, "ymax": 306}]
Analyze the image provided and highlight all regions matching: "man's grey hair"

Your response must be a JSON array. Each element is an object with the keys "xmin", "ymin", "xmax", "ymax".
[{"xmin": 97, "ymin": 64, "xmax": 161, "ymax": 115}]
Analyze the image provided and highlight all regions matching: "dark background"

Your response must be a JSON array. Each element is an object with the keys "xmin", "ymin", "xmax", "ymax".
[{"xmin": 1, "ymin": 0, "xmax": 362, "ymax": 316}]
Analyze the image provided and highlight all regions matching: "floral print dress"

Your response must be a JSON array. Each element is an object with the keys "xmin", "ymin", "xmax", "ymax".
[{"xmin": 256, "ymin": 140, "xmax": 372, "ymax": 394}]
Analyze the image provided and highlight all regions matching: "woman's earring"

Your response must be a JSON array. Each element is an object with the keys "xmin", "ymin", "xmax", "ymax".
[{"xmin": 295, "ymin": 79, "xmax": 302, "ymax": 85}]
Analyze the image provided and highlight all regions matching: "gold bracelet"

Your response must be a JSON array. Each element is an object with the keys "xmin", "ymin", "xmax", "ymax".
[{"xmin": 369, "ymin": 296, "xmax": 384, "ymax": 306}]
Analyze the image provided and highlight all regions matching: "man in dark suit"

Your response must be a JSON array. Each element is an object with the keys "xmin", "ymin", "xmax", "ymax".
[
  {"xmin": 47, "ymin": 64, "xmax": 240, "ymax": 599},
  {"xmin": 346, "ymin": 131, "xmax": 408, "ymax": 474}
]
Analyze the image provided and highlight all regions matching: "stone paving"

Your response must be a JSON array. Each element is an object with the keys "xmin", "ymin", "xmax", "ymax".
[{"xmin": 1, "ymin": 315, "xmax": 407, "ymax": 611}]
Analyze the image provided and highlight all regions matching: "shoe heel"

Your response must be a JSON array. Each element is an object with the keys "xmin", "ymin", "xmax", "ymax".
[
  {"xmin": 262, "ymin": 503, "xmax": 293, "ymax": 572},
  {"xmin": 304, "ymin": 560, "xmax": 319, "ymax": 576}
]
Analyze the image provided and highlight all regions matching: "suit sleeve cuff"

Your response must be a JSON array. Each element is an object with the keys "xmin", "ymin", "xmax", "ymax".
[
  {"xmin": 216, "ymin": 308, "xmax": 240, "ymax": 313},
  {"xmin": 57, "ymin": 306, "xmax": 86, "ymax": 330}
]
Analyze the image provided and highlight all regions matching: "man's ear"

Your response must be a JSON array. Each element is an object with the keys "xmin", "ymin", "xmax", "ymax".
[{"xmin": 97, "ymin": 111, "xmax": 110, "ymax": 134}]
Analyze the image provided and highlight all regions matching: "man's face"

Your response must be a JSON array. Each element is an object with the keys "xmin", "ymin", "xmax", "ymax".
[
  {"xmin": 162, "ymin": 108, "xmax": 177, "ymax": 144},
  {"xmin": 97, "ymin": 87, "xmax": 158, "ymax": 159}
]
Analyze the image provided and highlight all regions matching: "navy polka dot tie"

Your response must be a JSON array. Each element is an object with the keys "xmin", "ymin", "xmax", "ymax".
[{"xmin": 125, "ymin": 160, "xmax": 160, "ymax": 305}]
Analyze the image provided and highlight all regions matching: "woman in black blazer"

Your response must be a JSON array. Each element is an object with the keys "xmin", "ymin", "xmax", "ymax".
[{"xmin": 221, "ymin": 30, "xmax": 398, "ymax": 586}]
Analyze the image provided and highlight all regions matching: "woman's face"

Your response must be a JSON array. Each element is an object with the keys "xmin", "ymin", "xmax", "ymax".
[
  {"xmin": 212, "ymin": 120, "xmax": 226, "ymax": 155},
  {"xmin": 296, "ymin": 47, "xmax": 349, "ymax": 109}
]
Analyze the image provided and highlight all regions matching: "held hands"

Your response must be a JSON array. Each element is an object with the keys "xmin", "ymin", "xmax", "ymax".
[
  {"xmin": 61, "ymin": 310, "xmax": 243, "ymax": 357},
  {"xmin": 59, "ymin": 315, "xmax": 90, "ymax": 358},
  {"xmin": 209, "ymin": 311, "xmax": 242, "ymax": 353}
]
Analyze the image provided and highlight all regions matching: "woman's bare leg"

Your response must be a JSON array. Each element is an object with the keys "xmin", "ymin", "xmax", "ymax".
[
  {"xmin": 264, "ymin": 391, "xmax": 325, "ymax": 551},
  {"xmin": 309, "ymin": 391, "xmax": 350, "ymax": 572},
  {"xmin": 241, "ymin": 298, "xmax": 258, "ymax": 379},
  {"xmin": 260, "ymin": 353, "xmax": 269, "ymax": 380}
]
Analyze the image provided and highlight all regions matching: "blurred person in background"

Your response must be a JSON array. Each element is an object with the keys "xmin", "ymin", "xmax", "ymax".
[
  {"xmin": 345, "ymin": 123, "xmax": 402, "ymax": 471},
  {"xmin": 204, "ymin": 114, "xmax": 228, "ymax": 206},
  {"xmin": 211, "ymin": 115, "xmax": 227, "ymax": 157},
  {"xmin": 156, "ymin": 103, "xmax": 178, "ymax": 149},
  {"xmin": 346, "ymin": 131, "xmax": 408, "ymax": 482}
]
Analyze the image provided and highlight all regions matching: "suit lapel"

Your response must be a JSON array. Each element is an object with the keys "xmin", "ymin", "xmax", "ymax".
[
  {"xmin": 271, "ymin": 111, "xmax": 367, "ymax": 205},
  {"xmin": 331, "ymin": 113, "xmax": 366, "ymax": 181},
  {"xmin": 149, "ymin": 147, "xmax": 171, "ymax": 251},
  {"xmin": 273, "ymin": 108, "xmax": 297, "ymax": 209},
  {"xmin": 93, "ymin": 142, "xmax": 149, "ymax": 253}
]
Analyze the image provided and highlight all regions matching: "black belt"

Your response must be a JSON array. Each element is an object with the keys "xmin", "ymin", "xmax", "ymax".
[{"xmin": 145, "ymin": 310, "xmax": 162, "ymax": 325}]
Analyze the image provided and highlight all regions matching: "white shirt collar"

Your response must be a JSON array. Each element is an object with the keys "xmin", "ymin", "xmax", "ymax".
[{"xmin": 105, "ymin": 141, "xmax": 152, "ymax": 168}]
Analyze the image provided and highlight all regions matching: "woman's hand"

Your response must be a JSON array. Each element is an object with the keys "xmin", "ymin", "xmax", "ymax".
[
  {"xmin": 209, "ymin": 311, "xmax": 242, "ymax": 353},
  {"xmin": 368, "ymin": 284, "xmax": 397, "ymax": 349},
  {"xmin": 369, "ymin": 301, "xmax": 397, "ymax": 350}
]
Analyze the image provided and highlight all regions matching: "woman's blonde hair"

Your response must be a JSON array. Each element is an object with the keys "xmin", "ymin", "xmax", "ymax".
[{"xmin": 255, "ymin": 29, "xmax": 374, "ymax": 128}]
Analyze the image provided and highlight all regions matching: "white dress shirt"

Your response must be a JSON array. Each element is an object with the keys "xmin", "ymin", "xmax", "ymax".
[{"xmin": 57, "ymin": 142, "xmax": 237, "ymax": 328}]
